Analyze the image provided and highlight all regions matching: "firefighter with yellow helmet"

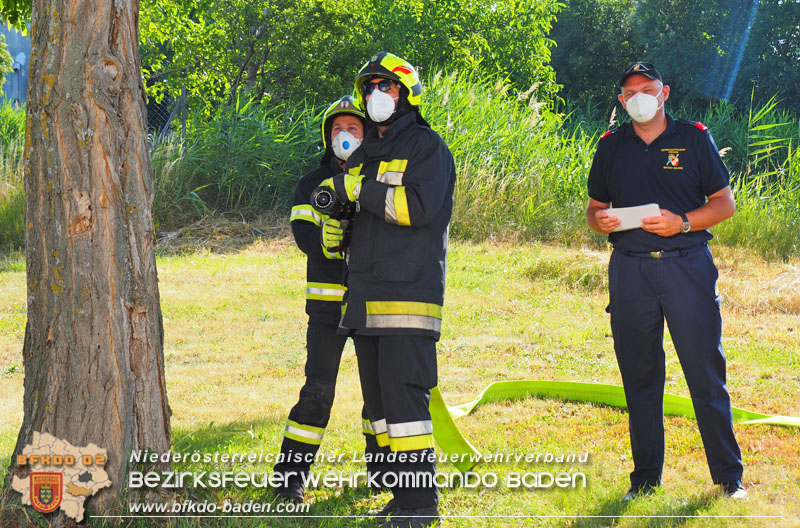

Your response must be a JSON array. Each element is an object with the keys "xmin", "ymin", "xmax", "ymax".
[
  {"xmin": 274, "ymin": 95, "xmax": 383, "ymax": 502},
  {"xmin": 319, "ymin": 51, "xmax": 456, "ymax": 527}
]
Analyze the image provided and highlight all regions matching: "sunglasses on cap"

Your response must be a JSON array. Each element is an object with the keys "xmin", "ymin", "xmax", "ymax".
[{"xmin": 361, "ymin": 78, "xmax": 397, "ymax": 96}]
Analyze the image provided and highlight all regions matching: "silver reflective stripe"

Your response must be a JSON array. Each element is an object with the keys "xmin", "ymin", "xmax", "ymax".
[
  {"xmin": 285, "ymin": 424, "xmax": 324, "ymax": 441},
  {"xmin": 387, "ymin": 420, "xmax": 433, "ymax": 438},
  {"xmin": 372, "ymin": 419, "xmax": 388, "ymax": 435},
  {"xmin": 306, "ymin": 286, "xmax": 346, "ymax": 297},
  {"xmin": 384, "ymin": 188, "xmax": 398, "ymax": 223},
  {"xmin": 366, "ymin": 314, "xmax": 442, "ymax": 333},
  {"xmin": 362, "ymin": 420, "xmax": 375, "ymax": 434},
  {"xmin": 290, "ymin": 207, "xmax": 323, "ymax": 226},
  {"xmin": 323, "ymin": 248, "xmax": 343, "ymax": 260},
  {"xmin": 377, "ymin": 171, "xmax": 404, "ymax": 186}
]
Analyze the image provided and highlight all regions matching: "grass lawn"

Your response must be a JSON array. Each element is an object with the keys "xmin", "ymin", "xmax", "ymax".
[{"xmin": 1, "ymin": 237, "xmax": 798, "ymax": 527}]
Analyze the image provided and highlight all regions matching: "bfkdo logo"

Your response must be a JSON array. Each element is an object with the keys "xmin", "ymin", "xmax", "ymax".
[{"xmin": 30, "ymin": 473, "xmax": 63, "ymax": 514}]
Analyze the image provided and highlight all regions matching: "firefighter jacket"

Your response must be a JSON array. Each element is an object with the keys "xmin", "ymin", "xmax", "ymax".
[
  {"xmin": 341, "ymin": 110, "xmax": 456, "ymax": 340},
  {"xmin": 290, "ymin": 158, "xmax": 347, "ymax": 326}
]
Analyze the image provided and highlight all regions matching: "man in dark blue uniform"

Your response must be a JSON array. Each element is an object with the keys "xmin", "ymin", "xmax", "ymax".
[
  {"xmin": 274, "ymin": 95, "xmax": 382, "ymax": 502},
  {"xmin": 586, "ymin": 62, "xmax": 747, "ymax": 501},
  {"xmin": 320, "ymin": 51, "xmax": 455, "ymax": 528}
]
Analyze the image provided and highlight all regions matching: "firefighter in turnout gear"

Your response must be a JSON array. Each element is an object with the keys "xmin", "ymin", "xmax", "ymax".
[
  {"xmin": 319, "ymin": 52, "xmax": 456, "ymax": 527},
  {"xmin": 274, "ymin": 95, "xmax": 383, "ymax": 502}
]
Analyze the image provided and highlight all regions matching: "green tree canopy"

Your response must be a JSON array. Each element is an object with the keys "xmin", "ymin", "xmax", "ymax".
[
  {"xmin": 550, "ymin": 0, "xmax": 800, "ymax": 113},
  {"xmin": 140, "ymin": 0, "xmax": 563, "ymax": 110}
]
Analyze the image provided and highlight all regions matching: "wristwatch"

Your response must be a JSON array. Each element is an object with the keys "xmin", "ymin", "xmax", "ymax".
[{"xmin": 680, "ymin": 213, "xmax": 691, "ymax": 233}]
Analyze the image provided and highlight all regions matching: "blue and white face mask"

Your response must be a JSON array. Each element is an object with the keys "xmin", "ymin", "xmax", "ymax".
[{"xmin": 331, "ymin": 130, "xmax": 362, "ymax": 161}]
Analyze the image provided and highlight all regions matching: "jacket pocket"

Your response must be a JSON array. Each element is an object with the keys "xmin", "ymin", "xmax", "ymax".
[{"xmin": 373, "ymin": 260, "xmax": 421, "ymax": 283}]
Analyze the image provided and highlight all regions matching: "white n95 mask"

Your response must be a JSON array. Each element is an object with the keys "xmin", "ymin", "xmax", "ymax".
[
  {"xmin": 624, "ymin": 92, "xmax": 663, "ymax": 123},
  {"xmin": 367, "ymin": 89, "xmax": 397, "ymax": 123},
  {"xmin": 331, "ymin": 131, "xmax": 361, "ymax": 161}
]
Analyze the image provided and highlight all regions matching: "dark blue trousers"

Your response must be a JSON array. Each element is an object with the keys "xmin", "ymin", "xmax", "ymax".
[
  {"xmin": 275, "ymin": 321, "xmax": 380, "ymax": 479},
  {"xmin": 608, "ymin": 244, "xmax": 743, "ymax": 487},
  {"xmin": 354, "ymin": 335, "xmax": 438, "ymax": 510}
]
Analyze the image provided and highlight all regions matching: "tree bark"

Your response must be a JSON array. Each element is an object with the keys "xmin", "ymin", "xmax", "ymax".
[{"xmin": 5, "ymin": 0, "xmax": 171, "ymax": 521}]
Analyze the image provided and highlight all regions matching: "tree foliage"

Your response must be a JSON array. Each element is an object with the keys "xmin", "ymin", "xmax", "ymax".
[
  {"xmin": 139, "ymin": 0, "xmax": 563, "ymax": 110},
  {"xmin": 0, "ymin": 0, "xmax": 30, "ymax": 29},
  {"xmin": 0, "ymin": 33, "xmax": 13, "ymax": 77},
  {"xmin": 140, "ymin": 0, "xmax": 372, "ymax": 110},
  {"xmin": 550, "ymin": 0, "xmax": 642, "ymax": 104},
  {"xmin": 551, "ymin": 0, "xmax": 800, "ymax": 112},
  {"xmin": 368, "ymin": 0, "xmax": 563, "ymax": 101}
]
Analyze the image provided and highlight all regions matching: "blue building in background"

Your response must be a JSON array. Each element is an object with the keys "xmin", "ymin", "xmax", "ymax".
[{"xmin": 1, "ymin": 26, "xmax": 30, "ymax": 106}]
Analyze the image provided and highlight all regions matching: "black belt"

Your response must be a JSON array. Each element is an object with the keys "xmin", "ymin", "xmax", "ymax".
[{"xmin": 620, "ymin": 243, "xmax": 705, "ymax": 259}]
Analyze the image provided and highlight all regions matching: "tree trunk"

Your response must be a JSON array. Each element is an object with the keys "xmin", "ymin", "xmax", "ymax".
[{"xmin": 5, "ymin": 0, "xmax": 171, "ymax": 520}]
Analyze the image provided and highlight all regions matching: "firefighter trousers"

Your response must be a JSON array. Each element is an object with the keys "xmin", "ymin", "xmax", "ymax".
[
  {"xmin": 275, "ymin": 321, "xmax": 383, "ymax": 482},
  {"xmin": 354, "ymin": 334, "xmax": 439, "ymax": 510}
]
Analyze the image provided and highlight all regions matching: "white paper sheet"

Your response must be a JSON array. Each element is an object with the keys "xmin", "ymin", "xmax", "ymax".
[{"xmin": 605, "ymin": 203, "xmax": 661, "ymax": 232}]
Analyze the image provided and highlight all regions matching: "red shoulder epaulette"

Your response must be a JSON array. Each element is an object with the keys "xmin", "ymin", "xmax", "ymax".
[
  {"xmin": 694, "ymin": 122, "xmax": 708, "ymax": 132},
  {"xmin": 600, "ymin": 130, "xmax": 612, "ymax": 139}
]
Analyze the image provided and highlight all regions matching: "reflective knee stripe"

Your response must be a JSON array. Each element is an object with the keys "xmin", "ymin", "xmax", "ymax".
[
  {"xmin": 376, "ymin": 433, "xmax": 390, "ymax": 447},
  {"xmin": 291, "ymin": 204, "xmax": 324, "ymax": 226},
  {"xmin": 387, "ymin": 420, "xmax": 433, "ymax": 437},
  {"xmin": 387, "ymin": 420, "xmax": 434, "ymax": 451},
  {"xmin": 362, "ymin": 418, "xmax": 375, "ymax": 435},
  {"xmin": 389, "ymin": 434, "xmax": 434, "ymax": 452},
  {"xmin": 371, "ymin": 419, "xmax": 387, "ymax": 435},
  {"xmin": 365, "ymin": 301, "xmax": 443, "ymax": 333},
  {"xmin": 370, "ymin": 418, "xmax": 389, "ymax": 446},
  {"xmin": 284, "ymin": 420, "xmax": 325, "ymax": 445},
  {"xmin": 306, "ymin": 282, "xmax": 347, "ymax": 302},
  {"xmin": 385, "ymin": 186, "xmax": 411, "ymax": 226},
  {"xmin": 377, "ymin": 159, "xmax": 408, "ymax": 186}
]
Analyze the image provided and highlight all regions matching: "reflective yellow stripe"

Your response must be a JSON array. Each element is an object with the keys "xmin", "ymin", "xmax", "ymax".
[
  {"xmin": 291, "ymin": 205, "xmax": 324, "ymax": 226},
  {"xmin": 348, "ymin": 164, "xmax": 363, "ymax": 176},
  {"xmin": 365, "ymin": 302, "xmax": 443, "ymax": 333},
  {"xmin": 284, "ymin": 420, "xmax": 325, "ymax": 445},
  {"xmin": 377, "ymin": 159, "xmax": 407, "ymax": 185},
  {"xmin": 362, "ymin": 419, "xmax": 375, "ymax": 435},
  {"xmin": 393, "ymin": 186, "xmax": 411, "ymax": 226},
  {"xmin": 306, "ymin": 282, "xmax": 346, "ymax": 302},
  {"xmin": 366, "ymin": 302, "xmax": 442, "ymax": 318},
  {"xmin": 375, "ymin": 432, "xmax": 390, "ymax": 448},
  {"xmin": 389, "ymin": 434, "xmax": 434, "ymax": 452}
]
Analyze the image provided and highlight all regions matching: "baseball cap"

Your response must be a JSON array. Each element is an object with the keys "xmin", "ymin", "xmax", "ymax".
[{"xmin": 619, "ymin": 62, "xmax": 662, "ymax": 87}]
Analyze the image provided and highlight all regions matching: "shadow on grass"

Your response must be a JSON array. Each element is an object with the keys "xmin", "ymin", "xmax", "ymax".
[{"xmin": 573, "ymin": 490, "xmax": 719, "ymax": 528}]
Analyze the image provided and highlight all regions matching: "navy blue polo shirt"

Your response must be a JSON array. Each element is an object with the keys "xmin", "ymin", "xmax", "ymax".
[{"xmin": 587, "ymin": 114, "xmax": 730, "ymax": 252}]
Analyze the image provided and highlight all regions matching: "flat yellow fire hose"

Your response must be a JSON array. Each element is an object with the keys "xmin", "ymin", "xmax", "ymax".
[{"xmin": 430, "ymin": 381, "xmax": 800, "ymax": 473}]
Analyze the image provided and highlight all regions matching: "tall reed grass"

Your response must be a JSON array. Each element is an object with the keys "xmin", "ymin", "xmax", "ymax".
[
  {"xmin": 423, "ymin": 72, "xmax": 600, "ymax": 245},
  {"xmin": 0, "ymin": 103, "xmax": 25, "ymax": 251},
  {"xmin": 2, "ymin": 74, "xmax": 798, "ymax": 258},
  {"xmin": 151, "ymin": 96, "xmax": 321, "ymax": 228}
]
